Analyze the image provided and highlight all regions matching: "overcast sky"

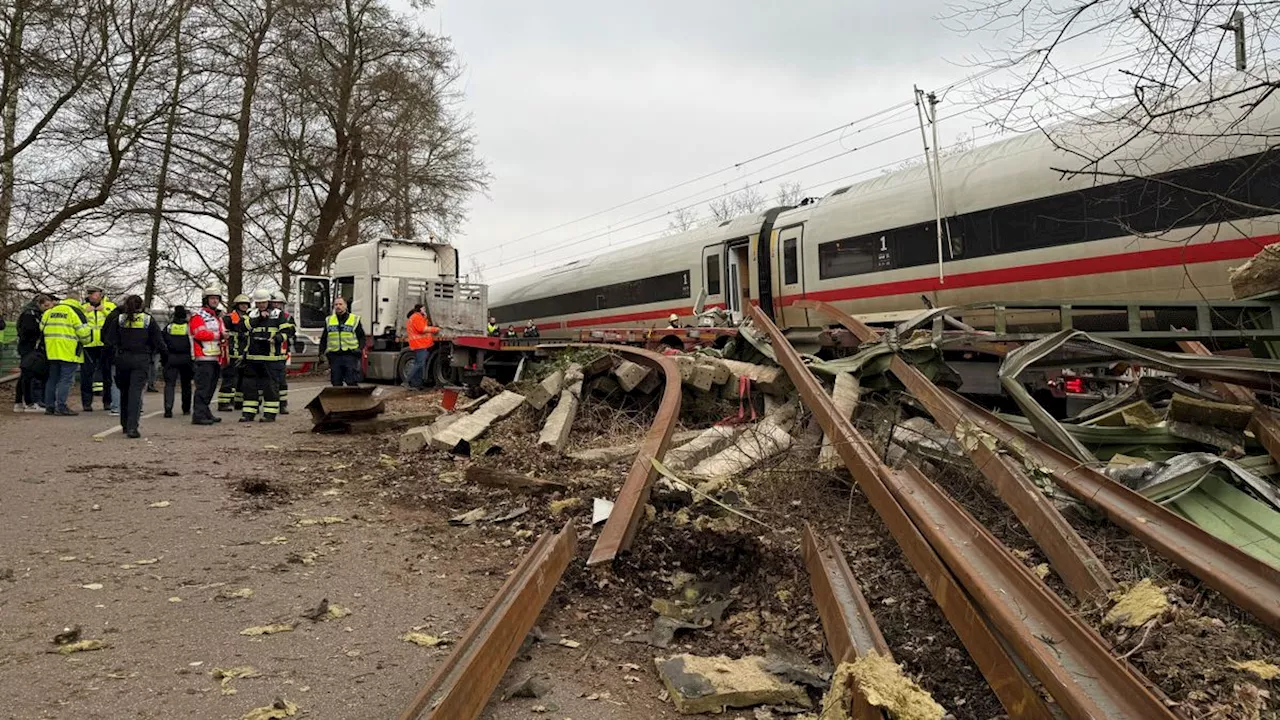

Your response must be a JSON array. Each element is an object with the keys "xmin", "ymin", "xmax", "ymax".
[{"xmin": 409, "ymin": 1, "xmax": 1112, "ymax": 281}]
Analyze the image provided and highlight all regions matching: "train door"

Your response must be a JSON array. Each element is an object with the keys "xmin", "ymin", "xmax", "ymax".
[
  {"xmin": 726, "ymin": 240, "xmax": 750, "ymax": 320},
  {"xmin": 701, "ymin": 245, "xmax": 725, "ymax": 316},
  {"xmin": 775, "ymin": 225, "xmax": 808, "ymax": 327}
]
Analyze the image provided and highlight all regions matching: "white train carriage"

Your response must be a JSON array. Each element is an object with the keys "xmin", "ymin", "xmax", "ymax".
[{"xmin": 491, "ymin": 78, "xmax": 1280, "ymax": 336}]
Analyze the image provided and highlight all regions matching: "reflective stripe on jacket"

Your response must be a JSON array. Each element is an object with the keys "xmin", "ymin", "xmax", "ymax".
[
  {"xmin": 245, "ymin": 309, "xmax": 286, "ymax": 361},
  {"xmin": 80, "ymin": 298, "xmax": 117, "ymax": 348},
  {"xmin": 189, "ymin": 308, "xmax": 225, "ymax": 363},
  {"xmin": 324, "ymin": 313, "xmax": 361, "ymax": 354},
  {"xmin": 41, "ymin": 300, "xmax": 92, "ymax": 363}
]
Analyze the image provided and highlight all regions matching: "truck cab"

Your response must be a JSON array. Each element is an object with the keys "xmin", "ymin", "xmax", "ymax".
[{"xmin": 294, "ymin": 238, "xmax": 487, "ymax": 383}]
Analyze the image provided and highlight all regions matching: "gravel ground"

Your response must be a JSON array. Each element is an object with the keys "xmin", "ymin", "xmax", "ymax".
[{"xmin": 0, "ymin": 383, "xmax": 673, "ymax": 720}]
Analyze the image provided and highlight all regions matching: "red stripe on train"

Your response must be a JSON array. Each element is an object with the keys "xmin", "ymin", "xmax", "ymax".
[
  {"xmin": 781, "ymin": 235, "xmax": 1280, "ymax": 306},
  {"xmin": 551, "ymin": 235, "xmax": 1280, "ymax": 327}
]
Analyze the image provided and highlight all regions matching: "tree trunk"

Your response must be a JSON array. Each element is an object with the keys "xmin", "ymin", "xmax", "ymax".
[
  {"xmin": 0, "ymin": 1, "xmax": 25, "ymax": 304},
  {"xmin": 144, "ymin": 1, "xmax": 186, "ymax": 307}
]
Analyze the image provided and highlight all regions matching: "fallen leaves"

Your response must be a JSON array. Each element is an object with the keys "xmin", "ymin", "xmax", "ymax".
[
  {"xmin": 1104, "ymin": 579, "xmax": 1169, "ymax": 628},
  {"xmin": 1231, "ymin": 659, "xmax": 1280, "ymax": 680},
  {"xmin": 401, "ymin": 632, "xmax": 450, "ymax": 647},
  {"xmin": 212, "ymin": 666, "xmax": 259, "ymax": 695},
  {"xmin": 240, "ymin": 698, "xmax": 297, "ymax": 720},
  {"xmin": 148, "ymin": 501, "xmax": 171, "ymax": 508},
  {"xmin": 56, "ymin": 639, "xmax": 106, "ymax": 655},
  {"xmin": 240, "ymin": 623, "xmax": 296, "ymax": 637},
  {"xmin": 218, "ymin": 588, "xmax": 255, "ymax": 601}
]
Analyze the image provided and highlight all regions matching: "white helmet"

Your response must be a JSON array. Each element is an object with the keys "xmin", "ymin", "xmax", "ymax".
[
  {"xmin": 201, "ymin": 286, "xmax": 222, "ymax": 301},
  {"xmin": 668, "ymin": 313, "xmax": 679, "ymax": 323},
  {"xmin": 270, "ymin": 290, "xmax": 286, "ymax": 303},
  {"xmin": 252, "ymin": 288, "xmax": 271, "ymax": 302}
]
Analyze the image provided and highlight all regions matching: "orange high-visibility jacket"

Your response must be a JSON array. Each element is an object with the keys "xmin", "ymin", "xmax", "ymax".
[{"xmin": 407, "ymin": 312, "xmax": 440, "ymax": 350}]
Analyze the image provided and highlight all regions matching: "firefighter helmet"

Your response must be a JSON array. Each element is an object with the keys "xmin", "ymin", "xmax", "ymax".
[
  {"xmin": 270, "ymin": 290, "xmax": 286, "ymax": 303},
  {"xmin": 232, "ymin": 293, "xmax": 251, "ymax": 305},
  {"xmin": 252, "ymin": 288, "xmax": 271, "ymax": 302}
]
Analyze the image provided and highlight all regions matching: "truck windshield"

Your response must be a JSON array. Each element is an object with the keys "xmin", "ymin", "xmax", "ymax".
[{"xmin": 298, "ymin": 277, "xmax": 330, "ymax": 329}]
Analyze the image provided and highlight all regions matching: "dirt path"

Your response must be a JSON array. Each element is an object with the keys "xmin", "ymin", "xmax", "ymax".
[{"xmin": 0, "ymin": 384, "xmax": 673, "ymax": 720}]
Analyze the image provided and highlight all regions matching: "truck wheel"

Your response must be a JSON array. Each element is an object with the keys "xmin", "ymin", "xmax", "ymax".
[
  {"xmin": 430, "ymin": 350, "xmax": 457, "ymax": 386},
  {"xmin": 396, "ymin": 351, "xmax": 415, "ymax": 385}
]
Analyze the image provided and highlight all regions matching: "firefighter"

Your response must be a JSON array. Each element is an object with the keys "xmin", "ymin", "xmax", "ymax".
[
  {"xmin": 41, "ymin": 296, "xmax": 94, "ymax": 415},
  {"xmin": 162, "ymin": 306, "xmax": 194, "ymax": 418},
  {"xmin": 523, "ymin": 319, "xmax": 540, "ymax": 338},
  {"xmin": 79, "ymin": 285, "xmax": 117, "ymax": 413},
  {"xmin": 241, "ymin": 289, "xmax": 282, "ymax": 422},
  {"xmin": 189, "ymin": 287, "xmax": 226, "ymax": 425},
  {"xmin": 269, "ymin": 290, "xmax": 294, "ymax": 414},
  {"xmin": 319, "ymin": 296, "xmax": 364, "ymax": 386},
  {"xmin": 218, "ymin": 293, "xmax": 251, "ymax": 411},
  {"xmin": 667, "ymin": 313, "xmax": 681, "ymax": 329},
  {"xmin": 486, "ymin": 317, "xmax": 499, "ymax": 336},
  {"xmin": 107, "ymin": 295, "xmax": 164, "ymax": 439}
]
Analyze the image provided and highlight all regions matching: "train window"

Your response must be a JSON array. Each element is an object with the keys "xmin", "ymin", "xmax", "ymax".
[
  {"xmin": 706, "ymin": 254, "xmax": 721, "ymax": 295},
  {"xmin": 894, "ymin": 224, "xmax": 937, "ymax": 268},
  {"xmin": 818, "ymin": 236, "xmax": 886, "ymax": 279},
  {"xmin": 783, "ymin": 238, "xmax": 798, "ymax": 285}
]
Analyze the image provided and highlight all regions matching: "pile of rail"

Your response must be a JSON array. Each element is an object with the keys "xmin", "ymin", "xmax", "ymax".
[{"xmin": 395, "ymin": 303, "xmax": 1280, "ymax": 719}]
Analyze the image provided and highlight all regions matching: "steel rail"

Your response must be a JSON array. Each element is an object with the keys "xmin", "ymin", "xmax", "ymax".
[
  {"xmin": 949, "ymin": 388, "xmax": 1280, "ymax": 632},
  {"xmin": 751, "ymin": 305, "xmax": 1179, "ymax": 720},
  {"xmin": 1178, "ymin": 339, "xmax": 1280, "ymax": 465},
  {"xmin": 802, "ymin": 524, "xmax": 891, "ymax": 720},
  {"xmin": 747, "ymin": 307, "xmax": 1053, "ymax": 719},
  {"xmin": 398, "ymin": 521, "xmax": 576, "ymax": 720},
  {"xmin": 540, "ymin": 343, "xmax": 682, "ymax": 566},
  {"xmin": 797, "ymin": 299, "xmax": 1116, "ymax": 602}
]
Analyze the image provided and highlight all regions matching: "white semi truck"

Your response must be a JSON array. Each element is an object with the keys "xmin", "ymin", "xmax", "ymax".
[{"xmin": 292, "ymin": 238, "xmax": 488, "ymax": 384}]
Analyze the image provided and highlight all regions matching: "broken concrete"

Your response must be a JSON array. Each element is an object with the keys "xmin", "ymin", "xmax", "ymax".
[
  {"xmin": 588, "ymin": 375, "xmax": 620, "ymax": 398},
  {"xmin": 690, "ymin": 409, "xmax": 796, "ymax": 478},
  {"xmin": 581, "ymin": 353, "xmax": 617, "ymax": 377},
  {"xmin": 819, "ymin": 373, "xmax": 859, "ymax": 469},
  {"xmin": 664, "ymin": 426, "xmax": 743, "ymax": 471},
  {"xmin": 637, "ymin": 368, "xmax": 663, "ymax": 395},
  {"xmin": 399, "ymin": 413, "xmax": 461, "ymax": 453},
  {"xmin": 538, "ymin": 390, "xmax": 580, "ymax": 453},
  {"xmin": 701, "ymin": 359, "xmax": 731, "ymax": 386},
  {"xmin": 655, "ymin": 654, "xmax": 810, "ymax": 715},
  {"xmin": 720, "ymin": 358, "xmax": 792, "ymax": 396},
  {"xmin": 614, "ymin": 360, "xmax": 651, "ymax": 392},
  {"xmin": 1229, "ymin": 244, "xmax": 1280, "ymax": 299},
  {"xmin": 432, "ymin": 391, "xmax": 526, "ymax": 450},
  {"xmin": 526, "ymin": 370, "xmax": 564, "ymax": 411}
]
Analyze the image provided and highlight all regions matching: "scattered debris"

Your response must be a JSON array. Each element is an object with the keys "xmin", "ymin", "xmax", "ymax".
[
  {"xmin": 217, "ymin": 588, "xmax": 255, "ymax": 601},
  {"xmin": 465, "ymin": 466, "xmax": 567, "ymax": 493},
  {"xmin": 240, "ymin": 623, "xmax": 296, "ymax": 636},
  {"xmin": 240, "ymin": 698, "xmax": 298, "ymax": 720},
  {"xmin": 55, "ymin": 639, "xmax": 106, "ymax": 655},
  {"xmin": 432, "ymin": 391, "xmax": 526, "ymax": 450},
  {"xmin": 591, "ymin": 498, "xmax": 614, "ymax": 525},
  {"xmin": 212, "ymin": 666, "xmax": 259, "ymax": 695},
  {"xmin": 845, "ymin": 653, "xmax": 944, "ymax": 720},
  {"xmin": 300, "ymin": 598, "xmax": 350, "ymax": 622},
  {"xmin": 449, "ymin": 507, "xmax": 487, "ymax": 526},
  {"xmin": 52, "ymin": 626, "xmax": 82, "ymax": 645},
  {"xmin": 655, "ymin": 654, "xmax": 811, "ymax": 714},
  {"xmin": 1104, "ymin": 579, "xmax": 1170, "ymax": 628},
  {"xmin": 401, "ymin": 632, "xmax": 451, "ymax": 647},
  {"xmin": 549, "ymin": 497, "xmax": 584, "ymax": 516},
  {"xmin": 148, "ymin": 501, "xmax": 171, "ymax": 508},
  {"xmin": 295, "ymin": 516, "xmax": 345, "ymax": 527},
  {"xmin": 502, "ymin": 674, "xmax": 550, "ymax": 700},
  {"xmin": 1231, "ymin": 660, "xmax": 1280, "ymax": 680}
]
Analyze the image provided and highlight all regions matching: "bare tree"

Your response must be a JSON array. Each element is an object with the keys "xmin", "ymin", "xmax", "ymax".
[
  {"xmin": 775, "ymin": 180, "xmax": 804, "ymax": 206},
  {"xmin": 945, "ymin": 1, "xmax": 1280, "ymax": 212},
  {"xmin": 708, "ymin": 183, "xmax": 766, "ymax": 222},
  {"xmin": 667, "ymin": 206, "xmax": 699, "ymax": 232}
]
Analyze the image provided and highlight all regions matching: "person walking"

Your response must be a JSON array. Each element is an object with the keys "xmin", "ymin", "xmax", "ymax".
[
  {"xmin": 107, "ymin": 295, "xmax": 164, "ymax": 439},
  {"xmin": 15, "ymin": 294, "xmax": 53, "ymax": 413},
  {"xmin": 404, "ymin": 304, "xmax": 440, "ymax": 389},
  {"xmin": 41, "ymin": 296, "xmax": 93, "ymax": 415},
  {"xmin": 240, "ymin": 290, "xmax": 283, "ymax": 422},
  {"xmin": 319, "ymin": 296, "xmax": 364, "ymax": 386},
  {"xmin": 79, "ymin": 285, "xmax": 117, "ymax": 412},
  {"xmin": 218, "ymin": 293, "xmax": 251, "ymax": 412},
  {"xmin": 162, "ymin": 306, "xmax": 194, "ymax": 418},
  {"xmin": 189, "ymin": 287, "xmax": 226, "ymax": 425},
  {"xmin": 268, "ymin": 290, "xmax": 294, "ymax": 414}
]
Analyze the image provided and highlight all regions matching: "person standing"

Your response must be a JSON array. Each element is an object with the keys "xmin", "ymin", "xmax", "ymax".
[
  {"xmin": 162, "ymin": 306, "xmax": 194, "ymax": 418},
  {"xmin": 79, "ymin": 285, "xmax": 117, "ymax": 412},
  {"xmin": 218, "ymin": 293, "xmax": 251, "ymax": 412},
  {"xmin": 319, "ymin": 296, "xmax": 364, "ymax": 386},
  {"xmin": 486, "ymin": 317, "xmax": 499, "ymax": 336},
  {"xmin": 108, "ymin": 295, "xmax": 164, "ymax": 439},
  {"xmin": 269, "ymin": 290, "xmax": 294, "ymax": 414},
  {"xmin": 189, "ymin": 287, "xmax": 226, "ymax": 425},
  {"xmin": 15, "ymin": 294, "xmax": 53, "ymax": 412},
  {"xmin": 523, "ymin": 319, "xmax": 540, "ymax": 338},
  {"xmin": 241, "ymin": 289, "xmax": 282, "ymax": 422},
  {"xmin": 405, "ymin": 304, "xmax": 440, "ymax": 389},
  {"xmin": 41, "ymin": 296, "xmax": 93, "ymax": 415}
]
